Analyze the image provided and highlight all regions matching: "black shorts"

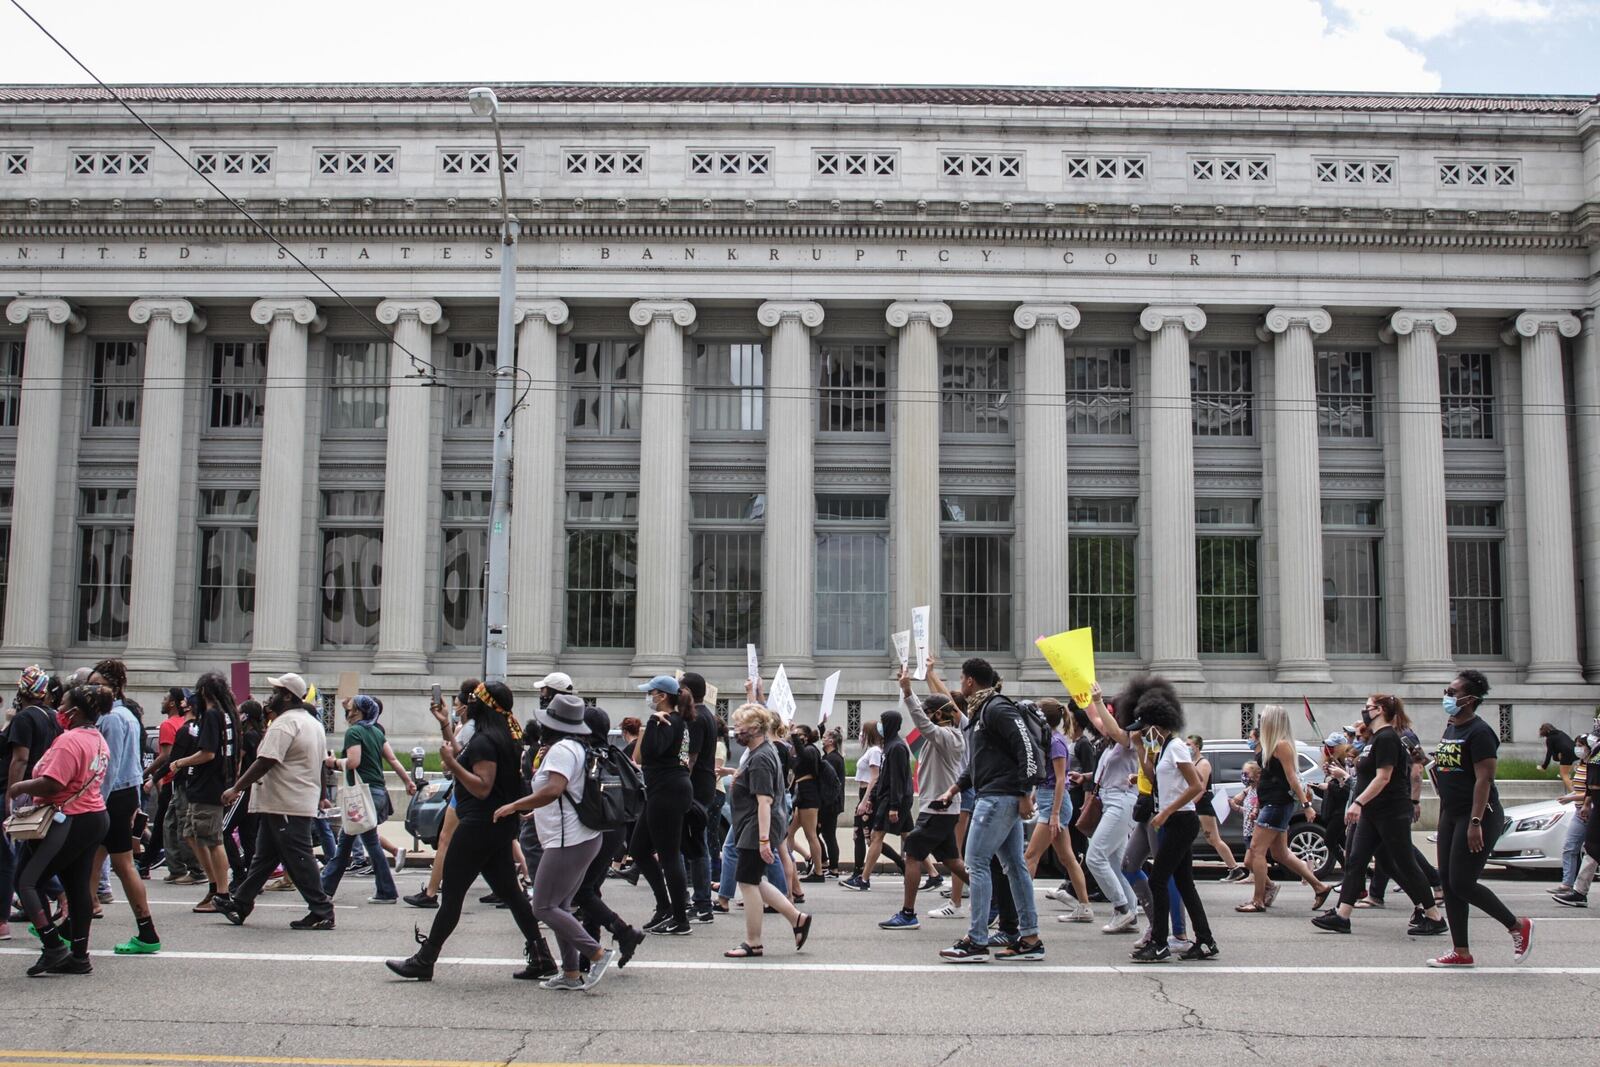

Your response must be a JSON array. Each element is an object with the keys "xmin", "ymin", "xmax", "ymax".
[
  {"xmin": 735, "ymin": 847, "xmax": 770, "ymax": 886},
  {"xmin": 794, "ymin": 780, "xmax": 821, "ymax": 810},
  {"xmin": 904, "ymin": 812, "xmax": 961, "ymax": 863},
  {"xmin": 103, "ymin": 785, "xmax": 140, "ymax": 854}
]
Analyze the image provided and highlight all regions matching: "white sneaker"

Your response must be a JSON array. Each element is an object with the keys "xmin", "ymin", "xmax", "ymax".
[
  {"xmin": 1059, "ymin": 903, "xmax": 1095, "ymax": 923},
  {"xmin": 1168, "ymin": 936, "xmax": 1193, "ymax": 953},
  {"xmin": 929, "ymin": 903, "xmax": 967, "ymax": 919},
  {"xmin": 393, "ymin": 847, "xmax": 408, "ymax": 872},
  {"xmin": 1102, "ymin": 909, "xmax": 1139, "ymax": 934},
  {"xmin": 1047, "ymin": 887, "xmax": 1074, "ymax": 904}
]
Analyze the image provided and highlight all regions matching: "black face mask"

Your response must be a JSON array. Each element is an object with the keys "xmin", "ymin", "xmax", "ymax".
[{"xmin": 1360, "ymin": 707, "xmax": 1374, "ymax": 728}]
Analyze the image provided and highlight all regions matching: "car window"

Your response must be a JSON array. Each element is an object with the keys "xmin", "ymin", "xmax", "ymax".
[
  {"xmin": 1298, "ymin": 753, "xmax": 1318, "ymax": 777},
  {"xmin": 1206, "ymin": 749, "xmax": 1250, "ymax": 782}
]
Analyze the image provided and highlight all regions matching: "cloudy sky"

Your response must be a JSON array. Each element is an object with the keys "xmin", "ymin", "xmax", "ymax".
[{"xmin": 1, "ymin": 0, "xmax": 1595, "ymax": 94}]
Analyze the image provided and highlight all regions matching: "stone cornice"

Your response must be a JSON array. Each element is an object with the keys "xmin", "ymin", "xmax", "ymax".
[
  {"xmin": 1012, "ymin": 304, "xmax": 1081, "ymax": 336},
  {"xmin": 5, "ymin": 297, "xmax": 84, "ymax": 332},
  {"xmin": 249, "ymin": 297, "xmax": 324, "ymax": 332},
  {"xmin": 513, "ymin": 299, "xmax": 572, "ymax": 331},
  {"xmin": 628, "ymin": 300, "xmax": 697, "ymax": 332},
  {"xmin": 756, "ymin": 301, "xmax": 825, "ymax": 333},
  {"xmin": 884, "ymin": 301, "xmax": 953, "ymax": 335},
  {"xmin": 129, "ymin": 297, "xmax": 205, "ymax": 331},
  {"xmin": 1503, "ymin": 310, "xmax": 1581, "ymax": 343},
  {"xmin": 1381, "ymin": 309, "xmax": 1457, "ymax": 343}
]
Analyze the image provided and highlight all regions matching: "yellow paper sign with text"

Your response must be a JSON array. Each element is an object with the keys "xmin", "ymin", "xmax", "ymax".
[{"xmin": 1035, "ymin": 627, "xmax": 1096, "ymax": 706}]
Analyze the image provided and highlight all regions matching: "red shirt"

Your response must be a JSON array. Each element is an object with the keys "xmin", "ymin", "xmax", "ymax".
[
  {"xmin": 158, "ymin": 713, "xmax": 183, "ymax": 786},
  {"xmin": 31, "ymin": 727, "xmax": 109, "ymax": 815}
]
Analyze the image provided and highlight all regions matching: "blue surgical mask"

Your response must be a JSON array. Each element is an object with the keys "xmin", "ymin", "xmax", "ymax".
[{"xmin": 1442, "ymin": 695, "xmax": 1459, "ymax": 717}]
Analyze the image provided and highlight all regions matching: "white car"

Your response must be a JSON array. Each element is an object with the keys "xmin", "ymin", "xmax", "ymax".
[{"xmin": 1487, "ymin": 799, "xmax": 1574, "ymax": 870}]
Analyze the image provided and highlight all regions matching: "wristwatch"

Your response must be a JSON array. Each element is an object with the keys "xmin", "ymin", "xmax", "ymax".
[{"xmin": 1469, "ymin": 816, "xmax": 1483, "ymax": 826}]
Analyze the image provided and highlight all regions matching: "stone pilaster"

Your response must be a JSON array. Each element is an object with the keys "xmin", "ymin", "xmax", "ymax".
[
  {"xmin": 373, "ymin": 298, "xmax": 446, "ymax": 674},
  {"xmin": 1013, "ymin": 304, "xmax": 1079, "ymax": 677},
  {"xmin": 1505, "ymin": 310, "xmax": 1584, "ymax": 682},
  {"xmin": 508, "ymin": 299, "xmax": 570, "ymax": 674},
  {"xmin": 2, "ymin": 298, "xmax": 84, "ymax": 661},
  {"xmin": 124, "ymin": 298, "xmax": 206, "ymax": 670},
  {"xmin": 1381, "ymin": 309, "xmax": 1457, "ymax": 682},
  {"xmin": 1141, "ymin": 305, "xmax": 1206, "ymax": 681},
  {"xmin": 758, "ymin": 301, "xmax": 825, "ymax": 678},
  {"xmin": 629, "ymin": 300, "xmax": 696, "ymax": 675},
  {"xmin": 1262, "ymin": 306, "xmax": 1333, "ymax": 683},
  {"xmin": 248, "ymin": 298, "xmax": 323, "ymax": 672},
  {"xmin": 1576, "ymin": 311, "xmax": 1600, "ymax": 682},
  {"xmin": 886, "ymin": 302, "xmax": 951, "ymax": 649}
]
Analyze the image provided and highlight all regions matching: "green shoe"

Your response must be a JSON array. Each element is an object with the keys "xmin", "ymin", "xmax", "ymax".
[{"xmin": 114, "ymin": 935, "xmax": 161, "ymax": 955}]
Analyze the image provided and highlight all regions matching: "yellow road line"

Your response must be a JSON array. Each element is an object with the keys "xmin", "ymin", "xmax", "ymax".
[{"xmin": 0, "ymin": 1054, "xmax": 707, "ymax": 1067}]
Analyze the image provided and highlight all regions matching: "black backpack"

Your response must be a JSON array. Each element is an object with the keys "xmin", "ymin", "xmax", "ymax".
[
  {"xmin": 813, "ymin": 744, "xmax": 842, "ymax": 807},
  {"xmin": 571, "ymin": 741, "xmax": 645, "ymax": 833},
  {"xmin": 1012, "ymin": 699, "xmax": 1052, "ymax": 789}
]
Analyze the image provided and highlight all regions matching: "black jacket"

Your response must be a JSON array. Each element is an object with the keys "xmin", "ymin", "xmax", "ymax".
[
  {"xmin": 955, "ymin": 693, "xmax": 1035, "ymax": 798},
  {"xmin": 868, "ymin": 736, "xmax": 913, "ymax": 815}
]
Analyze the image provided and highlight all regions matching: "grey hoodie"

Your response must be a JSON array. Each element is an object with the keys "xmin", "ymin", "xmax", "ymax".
[{"xmin": 902, "ymin": 694, "xmax": 966, "ymax": 814}]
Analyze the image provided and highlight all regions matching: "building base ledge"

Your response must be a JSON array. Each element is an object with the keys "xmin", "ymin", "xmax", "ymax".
[
  {"xmin": 1148, "ymin": 658, "xmax": 1205, "ymax": 683},
  {"xmin": 122, "ymin": 649, "xmax": 178, "ymax": 672},
  {"xmin": 372, "ymin": 654, "xmax": 431, "ymax": 676},
  {"xmin": 1400, "ymin": 660, "xmax": 1458, "ymax": 685},
  {"xmin": 0, "ymin": 646, "xmax": 54, "ymax": 671},
  {"xmin": 1523, "ymin": 664, "xmax": 1587, "ymax": 685},
  {"xmin": 1273, "ymin": 662, "xmax": 1333, "ymax": 685}
]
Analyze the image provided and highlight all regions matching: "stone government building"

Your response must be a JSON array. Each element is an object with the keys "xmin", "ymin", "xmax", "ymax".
[{"xmin": 1, "ymin": 82, "xmax": 1597, "ymax": 742}]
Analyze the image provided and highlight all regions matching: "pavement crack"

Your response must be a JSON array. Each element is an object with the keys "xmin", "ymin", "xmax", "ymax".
[
  {"xmin": 933, "ymin": 1036, "xmax": 971, "ymax": 1066},
  {"xmin": 501, "ymin": 1028, "xmax": 533, "ymax": 1067},
  {"xmin": 1144, "ymin": 974, "xmax": 1204, "ymax": 1029}
]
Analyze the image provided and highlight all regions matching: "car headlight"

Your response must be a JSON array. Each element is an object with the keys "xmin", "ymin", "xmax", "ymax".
[{"xmin": 1514, "ymin": 812, "xmax": 1564, "ymax": 832}]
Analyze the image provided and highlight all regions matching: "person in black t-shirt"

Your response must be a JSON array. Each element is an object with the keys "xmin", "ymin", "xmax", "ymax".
[
  {"xmin": 1314, "ymin": 695, "xmax": 1446, "ymax": 935},
  {"xmin": 786, "ymin": 724, "xmax": 827, "ymax": 887},
  {"xmin": 630, "ymin": 675, "xmax": 695, "ymax": 935},
  {"xmin": 1, "ymin": 666, "xmax": 62, "ymax": 937},
  {"xmin": 680, "ymin": 672, "xmax": 719, "ymax": 923},
  {"xmin": 1538, "ymin": 724, "xmax": 1579, "ymax": 791},
  {"xmin": 170, "ymin": 672, "xmax": 240, "ymax": 912},
  {"xmin": 1426, "ymin": 670, "xmax": 1533, "ymax": 968}
]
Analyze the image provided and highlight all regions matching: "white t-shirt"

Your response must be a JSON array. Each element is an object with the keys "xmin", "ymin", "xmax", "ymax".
[
  {"xmin": 855, "ymin": 744, "xmax": 883, "ymax": 785},
  {"xmin": 1154, "ymin": 737, "xmax": 1197, "ymax": 812},
  {"xmin": 532, "ymin": 737, "xmax": 599, "ymax": 849}
]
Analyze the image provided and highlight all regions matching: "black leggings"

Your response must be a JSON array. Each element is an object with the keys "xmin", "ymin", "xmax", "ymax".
[
  {"xmin": 1148, "ymin": 812, "xmax": 1213, "ymax": 946},
  {"xmin": 818, "ymin": 805, "xmax": 842, "ymax": 870},
  {"xmin": 576, "ymin": 827, "xmax": 627, "ymax": 940},
  {"xmin": 1339, "ymin": 809, "xmax": 1435, "ymax": 910},
  {"xmin": 223, "ymin": 807, "xmax": 260, "ymax": 880},
  {"xmin": 1371, "ymin": 845, "xmax": 1439, "ymax": 899},
  {"xmin": 18, "ymin": 810, "xmax": 110, "ymax": 959},
  {"xmin": 1436, "ymin": 806, "xmax": 1516, "ymax": 949},
  {"xmin": 632, "ymin": 772, "xmax": 692, "ymax": 922},
  {"xmin": 1586, "ymin": 799, "xmax": 1600, "ymax": 864},
  {"xmin": 420, "ymin": 819, "xmax": 545, "ymax": 962},
  {"xmin": 852, "ymin": 785, "xmax": 904, "ymax": 874}
]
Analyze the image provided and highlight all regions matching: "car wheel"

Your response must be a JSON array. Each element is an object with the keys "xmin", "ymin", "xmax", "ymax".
[{"xmin": 1282, "ymin": 822, "xmax": 1334, "ymax": 880}]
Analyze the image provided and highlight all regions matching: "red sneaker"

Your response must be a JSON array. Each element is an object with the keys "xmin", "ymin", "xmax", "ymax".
[
  {"xmin": 1426, "ymin": 949, "xmax": 1475, "ymax": 968},
  {"xmin": 1510, "ymin": 917, "xmax": 1534, "ymax": 964}
]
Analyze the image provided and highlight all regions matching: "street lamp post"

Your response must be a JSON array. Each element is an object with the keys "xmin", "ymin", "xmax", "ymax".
[{"xmin": 468, "ymin": 86, "xmax": 516, "ymax": 683}]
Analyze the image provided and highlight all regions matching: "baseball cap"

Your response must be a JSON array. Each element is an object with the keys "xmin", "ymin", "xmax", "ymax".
[
  {"xmin": 638, "ymin": 675, "xmax": 680, "ymax": 696},
  {"xmin": 1323, "ymin": 732, "xmax": 1346, "ymax": 748},
  {"xmin": 536, "ymin": 671, "xmax": 575, "ymax": 693},
  {"xmin": 266, "ymin": 672, "xmax": 309, "ymax": 700}
]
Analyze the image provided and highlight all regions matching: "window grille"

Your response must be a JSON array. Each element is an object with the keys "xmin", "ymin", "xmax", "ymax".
[
  {"xmin": 1063, "ymin": 155, "xmax": 1145, "ymax": 181},
  {"xmin": 208, "ymin": 341, "xmax": 267, "ymax": 430},
  {"xmin": 196, "ymin": 489, "xmax": 258, "ymax": 646},
  {"xmin": 940, "ymin": 495, "xmax": 1012, "ymax": 653},
  {"xmin": 561, "ymin": 149, "xmax": 645, "ymax": 176},
  {"xmin": 1447, "ymin": 502, "xmax": 1504, "ymax": 656},
  {"xmin": 815, "ymin": 494, "xmax": 889, "ymax": 653},
  {"xmin": 1067, "ymin": 497, "xmax": 1137, "ymax": 654},
  {"xmin": 326, "ymin": 342, "xmax": 390, "ymax": 431},
  {"xmin": 1321, "ymin": 500, "xmax": 1383, "ymax": 655},
  {"xmin": 1190, "ymin": 156, "xmax": 1272, "ymax": 183},
  {"xmin": 940, "ymin": 345, "xmax": 1010, "ymax": 435},
  {"xmin": 1316, "ymin": 350, "xmax": 1375, "ymax": 439},
  {"xmin": 445, "ymin": 341, "xmax": 495, "ymax": 434},
  {"xmin": 0, "ymin": 340, "xmax": 21, "ymax": 427},
  {"xmin": 569, "ymin": 341, "xmax": 642, "ymax": 435},
  {"xmin": 1191, "ymin": 349, "xmax": 1254, "ymax": 437},
  {"xmin": 440, "ymin": 489, "xmax": 490, "ymax": 650},
  {"xmin": 565, "ymin": 491, "xmax": 638, "ymax": 649},
  {"xmin": 1439, "ymin": 352, "xmax": 1495, "ymax": 440},
  {"xmin": 314, "ymin": 150, "xmax": 397, "ymax": 176},
  {"xmin": 70, "ymin": 150, "xmax": 150, "ymax": 176},
  {"xmin": 2, "ymin": 151, "xmax": 30, "ymax": 175},
  {"xmin": 76, "ymin": 488, "xmax": 135, "ymax": 643},
  {"xmin": 939, "ymin": 152, "xmax": 1024, "ymax": 179},
  {"xmin": 690, "ymin": 343, "xmax": 765, "ymax": 433},
  {"xmin": 90, "ymin": 341, "xmax": 143, "ymax": 430},
  {"xmin": 1313, "ymin": 158, "xmax": 1394, "ymax": 186},
  {"xmin": 320, "ymin": 490, "xmax": 383, "ymax": 648},
  {"xmin": 817, "ymin": 344, "xmax": 887, "ymax": 433},
  {"xmin": 1438, "ymin": 160, "xmax": 1518, "ymax": 188},
  {"xmin": 1066, "ymin": 347, "xmax": 1133, "ymax": 435},
  {"xmin": 192, "ymin": 150, "xmax": 273, "ymax": 176},
  {"xmin": 440, "ymin": 149, "xmax": 519, "ymax": 175},
  {"xmin": 1196, "ymin": 498, "xmax": 1260, "ymax": 654},
  {"xmin": 690, "ymin": 493, "xmax": 763, "ymax": 651},
  {"xmin": 688, "ymin": 150, "xmax": 770, "ymax": 176},
  {"xmin": 814, "ymin": 151, "xmax": 897, "ymax": 177}
]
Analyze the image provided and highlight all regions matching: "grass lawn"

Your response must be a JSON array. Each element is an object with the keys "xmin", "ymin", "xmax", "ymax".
[{"xmin": 1494, "ymin": 758, "xmax": 1563, "ymax": 781}]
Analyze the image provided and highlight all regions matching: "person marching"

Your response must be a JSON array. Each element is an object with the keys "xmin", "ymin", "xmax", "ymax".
[
  {"xmin": 87, "ymin": 661, "xmax": 161, "ymax": 955},
  {"xmin": 722, "ymin": 702, "xmax": 813, "ymax": 959}
]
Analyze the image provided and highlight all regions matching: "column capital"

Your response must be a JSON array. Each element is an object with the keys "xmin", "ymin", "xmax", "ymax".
[
  {"xmin": 250, "ymin": 297, "xmax": 325, "ymax": 332},
  {"xmin": 513, "ymin": 299, "xmax": 572, "ymax": 331},
  {"xmin": 376, "ymin": 298, "xmax": 447, "ymax": 333},
  {"xmin": 629, "ymin": 300, "xmax": 697, "ymax": 333},
  {"xmin": 757, "ymin": 301, "xmax": 825, "ymax": 334},
  {"xmin": 1381, "ymin": 308, "xmax": 1456, "ymax": 343},
  {"xmin": 1503, "ymin": 310, "xmax": 1581, "ymax": 345},
  {"xmin": 6, "ymin": 297, "xmax": 84, "ymax": 332},
  {"xmin": 1011, "ymin": 304, "xmax": 1080, "ymax": 337},
  {"xmin": 129, "ymin": 297, "xmax": 205, "ymax": 333},
  {"xmin": 1138, "ymin": 305, "xmax": 1206, "ymax": 336},
  {"xmin": 1261, "ymin": 306, "xmax": 1331, "ymax": 337},
  {"xmin": 884, "ymin": 301, "xmax": 951, "ymax": 336}
]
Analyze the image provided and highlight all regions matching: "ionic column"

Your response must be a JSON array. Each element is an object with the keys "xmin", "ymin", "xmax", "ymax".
[
  {"xmin": 886, "ymin": 302, "xmax": 950, "ymax": 646},
  {"xmin": 758, "ymin": 301, "xmax": 825, "ymax": 678},
  {"xmin": 125, "ymin": 298, "xmax": 206, "ymax": 670},
  {"xmin": 1141, "ymin": 305, "xmax": 1206, "ymax": 680},
  {"xmin": 248, "ymin": 298, "xmax": 324, "ymax": 672},
  {"xmin": 2, "ymin": 298, "xmax": 84, "ymax": 661},
  {"xmin": 1576, "ymin": 311, "xmax": 1600, "ymax": 681},
  {"xmin": 629, "ymin": 300, "xmax": 695, "ymax": 675},
  {"xmin": 373, "ymin": 298, "xmax": 446, "ymax": 674},
  {"xmin": 508, "ymin": 299, "xmax": 570, "ymax": 674},
  {"xmin": 1262, "ymin": 307, "xmax": 1333, "ymax": 683},
  {"xmin": 1013, "ymin": 304, "xmax": 1079, "ymax": 678},
  {"xmin": 1506, "ymin": 311, "xmax": 1584, "ymax": 681},
  {"xmin": 1382, "ymin": 309, "xmax": 1457, "ymax": 682}
]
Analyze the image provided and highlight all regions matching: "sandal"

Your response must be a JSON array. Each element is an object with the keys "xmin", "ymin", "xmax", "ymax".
[
  {"xmin": 724, "ymin": 942, "xmax": 763, "ymax": 958},
  {"xmin": 1235, "ymin": 902, "xmax": 1269, "ymax": 913},
  {"xmin": 1355, "ymin": 897, "xmax": 1385, "ymax": 909},
  {"xmin": 793, "ymin": 913, "xmax": 813, "ymax": 951},
  {"xmin": 791, "ymin": 894, "xmax": 806, "ymax": 906},
  {"xmin": 1312, "ymin": 887, "xmax": 1332, "ymax": 911}
]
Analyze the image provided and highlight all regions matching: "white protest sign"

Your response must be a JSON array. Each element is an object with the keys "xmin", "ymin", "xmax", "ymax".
[
  {"xmin": 765, "ymin": 664, "xmax": 796, "ymax": 722},
  {"xmin": 891, "ymin": 630, "xmax": 911, "ymax": 671},
  {"xmin": 818, "ymin": 670, "xmax": 842, "ymax": 726},
  {"xmin": 911, "ymin": 606, "xmax": 930, "ymax": 680},
  {"xmin": 1211, "ymin": 789, "xmax": 1231, "ymax": 824},
  {"xmin": 746, "ymin": 643, "xmax": 760, "ymax": 684}
]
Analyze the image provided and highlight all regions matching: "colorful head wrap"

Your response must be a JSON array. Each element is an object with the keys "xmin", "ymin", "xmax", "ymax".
[
  {"xmin": 17, "ymin": 665, "xmax": 49, "ymax": 698},
  {"xmin": 353, "ymin": 695, "xmax": 381, "ymax": 724},
  {"xmin": 474, "ymin": 682, "xmax": 522, "ymax": 741}
]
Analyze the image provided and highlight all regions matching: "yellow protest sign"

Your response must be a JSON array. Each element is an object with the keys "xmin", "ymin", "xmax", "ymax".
[{"xmin": 1035, "ymin": 627, "xmax": 1096, "ymax": 706}]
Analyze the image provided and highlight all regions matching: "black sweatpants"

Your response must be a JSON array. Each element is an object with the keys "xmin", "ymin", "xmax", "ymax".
[
  {"xmin": 230, "ymin": 813, "xmax": 334, "ymax": 920},
  {"xmin": 419, "ymin": 818, "xmax": 544, "ymax": 960},
  {"xmin": 1339, "ymin": 809, "xmax": 1435, "ymax": 910},
  {"xmin": 818, "ymin": 804, "xmax": 842, "ymax": 871},
  {"xmin": 576, "ymin": 827, "xmax": 626, "ymax": 940},
  {"xmin": 852, "ymin": 785, "xmax": 903, "ymax": 875},
  {"xmin": 1436, "ymin": 806, "xmax": 1516, "ymax": 949},
  {"xmin": 632, "ymin": 772, "xmax": 692, "ymax": 922},
  {"xmin": 1370, "ymin": 844, "xmax": 1439, "ymax": 900},
  {"xmin": 18, "ymin": 809, "xmax": 110, "ymax": 959},
  {"xmin": 1586, "ymin": 798, "xmax": 1600, "ymax": 864},
  {"xmin": 1148, "ymin": 812, "xmax": 1213, "ymax": 946}
]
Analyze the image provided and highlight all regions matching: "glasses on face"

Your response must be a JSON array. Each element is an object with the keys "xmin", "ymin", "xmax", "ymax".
[{"xmin": 1363, "ymin": 704, "xmax": 1379, "ymax": 713}]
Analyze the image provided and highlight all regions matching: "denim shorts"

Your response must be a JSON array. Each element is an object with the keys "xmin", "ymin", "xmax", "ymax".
[
  {"xmin": 1255, "ymin": 802, "xmax": 1294, "ymax": 833},
  {"xmin": 1031, "ymin": 787, "xmax": 1072, "ymax": 827},
  {"xmin": 959, "ymin": 787, "xmax": 977, "ymax": 815}
]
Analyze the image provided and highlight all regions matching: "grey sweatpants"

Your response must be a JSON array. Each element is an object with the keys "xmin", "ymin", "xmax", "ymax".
[{"xmin": 532, "ymin": 835, "xmax": 604, "ymax": 973}]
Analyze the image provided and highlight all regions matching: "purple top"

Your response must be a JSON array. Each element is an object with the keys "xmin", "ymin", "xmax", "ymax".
[{"xmin": 1044, "ymin": 732, "xmax": 1071, "ymax": 788}]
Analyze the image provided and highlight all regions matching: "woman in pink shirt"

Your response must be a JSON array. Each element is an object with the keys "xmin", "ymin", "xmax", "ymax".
[{"xmin": 7, "ymin": 684, "xmax": 111, "ymax": 977}]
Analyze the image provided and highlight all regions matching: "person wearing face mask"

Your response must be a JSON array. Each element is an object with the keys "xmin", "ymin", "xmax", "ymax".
[
  {"xmin": 319, "ymin": 694, "xmax": 403, "ymax": 904},
  {"xmin": 1313, "ymin": 695, "xmax": 1446, "ymax": 936},
  {"xmin": 854, "ymin": 708, "xmax": 913, "ymax": 895},
  {"xmin": 722, "ymin": 703, "xmax": 812, "ymax": 958},
  {"xmin": 534, "ymin": 672, "xmax": 576, "ymax": 710},
  {"xmin": 1427, "ymin": 670, "xmax": 1533, "ymax": 968},
  {"xmin": 842, "ymin": 720, "xmax": 903, "ymax": 890},
  {"xmin": 785, "ymin": 723, "xmax": 826, "ymax": 886},
  {"xmin": 631, "ymin": 675, "xmax": 696, "ymax": 936},
  {"xmin": 1235, "ymin": 705, "xmax": 1334, "ymax": 913},
  {"xmin": 404, "ymin": 679, "xmax": 480, "ymax": 909}
]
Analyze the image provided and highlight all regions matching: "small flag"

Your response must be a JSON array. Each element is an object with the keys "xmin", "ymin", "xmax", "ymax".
[{"xmin": 1303, "ymin": 696, "xmax": 1319, "ymax": 735}]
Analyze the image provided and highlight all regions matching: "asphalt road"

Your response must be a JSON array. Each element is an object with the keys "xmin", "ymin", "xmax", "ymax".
[{"xmin": 0, "ymin": 862, "xmax": 1596, "ymax": 1067}]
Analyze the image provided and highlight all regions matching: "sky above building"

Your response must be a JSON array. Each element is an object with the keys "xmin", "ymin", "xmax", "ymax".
[{"xmin": 0, "ymin": 0, "xmax": 1595, "ymax": 95}]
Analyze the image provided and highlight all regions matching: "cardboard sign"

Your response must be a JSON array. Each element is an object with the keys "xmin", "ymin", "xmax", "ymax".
[
  {"xmin": 704, "ymin": 681, "xmax": 719, "ymax": 708},
  {"xmin": 765, "ymin": 664, "xmax": 796, "ymax": 721},
  {"xmin": 891, "ymin": 630, "xmax": 911, "ymax": 671},
  {"xmin": 336, "ymin": 671, "xmax": 361, "ymax": 705},
  {"xmin": 818, "ymin": 671, "xmax": 841, "ymax": 726},
  {"xmin": 229, "ymin": 661, "xmax": 251, "ymax": 703},
  {"xmin": 1034, "ymin": 627, "xmax": 1096, "ymax": 706},
  {"xmin": 911, "ymin": 606, "xmax": 930, "ymax": 680},
  {"xmin": 746, "ymin": 644, "xmax": 760, "ymax": 684}
]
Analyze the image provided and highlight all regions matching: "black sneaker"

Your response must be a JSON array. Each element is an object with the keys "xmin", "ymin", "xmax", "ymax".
[
  {"xmin": 614, "ymin": 925, "xmax": 646, "ymax": 968},
  {"xmin": 26, "ymin": 942, "xmax": 72, "ymax": 977},
  {"xmin": 289, "ymin": 914, "xmax": 336, "ymax": 931},
  {"xmin": 402, "ymin": 891, "xmax": 438, "ymax": 909},
  {"xmin": 1312, "ymin": 910, "xmax": 1351, "ymax": 934},
  {"xmin": 1553, "ymin": 889, "xmax": 1589, "ymax": 909},
  {"xmin": 988, "ymin": 930, "xmax": 1019, "ymax": 950},
  {"xmin": 939, "ymin": 937, "xmax": 991, "ymax": 964},
  {"xmin": 1130, "ymin": 942, "xmax": 1173, "ymax": 964},
  {"xmin": 655, "ymin": 919, "xmax": 693, "ymax": 936},
  {"xmin": 46, "ymin": 953, "xmax": 93, "ymax": 976},
  {"xmin": 643, "ymin": 911, "xmax": 674, "ymax": 934},
  {"xmin": 1178, "ymin": 941, "xmax": 1220, "ymax": 961},
  {"xmin": 1409, "ymin": 915, "xmax": 1449, "ymax": 936},
  {"xmin": 992, "ymin": 936, "xmax": 1045, "ymax": 962},
  {"xmin": 691, "ymin": 909, "xmax": 715, "ymax": 925},
  {"xmin": 479, "ymin": 892, "xmax": 501, "ymax": 906},
  {"xmin": 919, "ymin": 874, "xmax": 945, "ymax": 892}
]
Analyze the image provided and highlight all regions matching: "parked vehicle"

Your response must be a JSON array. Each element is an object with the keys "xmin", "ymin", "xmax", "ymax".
[
  {"xmin": 1487, "ymin": 799, "xmax": 1571, "ymax": 871},
  {"xmin": 1188, "ymin": 739, "xmax": 1336, "ymax": 880}
]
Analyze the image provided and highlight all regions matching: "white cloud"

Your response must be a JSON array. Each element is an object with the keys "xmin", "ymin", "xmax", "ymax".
[{"xmin": 0, "ymin": 0, "xmax": 1579, "ymax": 91}]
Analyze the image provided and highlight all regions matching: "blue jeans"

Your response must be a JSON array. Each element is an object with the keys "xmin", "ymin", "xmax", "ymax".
[
  {"xmin": 1086, "ymin": 789, "xmax": 1139, "ymax": 912},
  {"xmin": 320, "ymin": 788, "xmax": 397, "ymax": 900},
  {"xmin": 312, "ymin": 810, "xmax": 337, "ymax": 859},
  {"xmin": 1562, "ymin": 808, "xmax": 1588, "ymax": 885},
  {"xmin": 719, "ymin": 825, "xmax": 786, "ymax": 899},
  {"xmin": 964, "ymin": 794, "xmax": 1037, "ymax": 944}
]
